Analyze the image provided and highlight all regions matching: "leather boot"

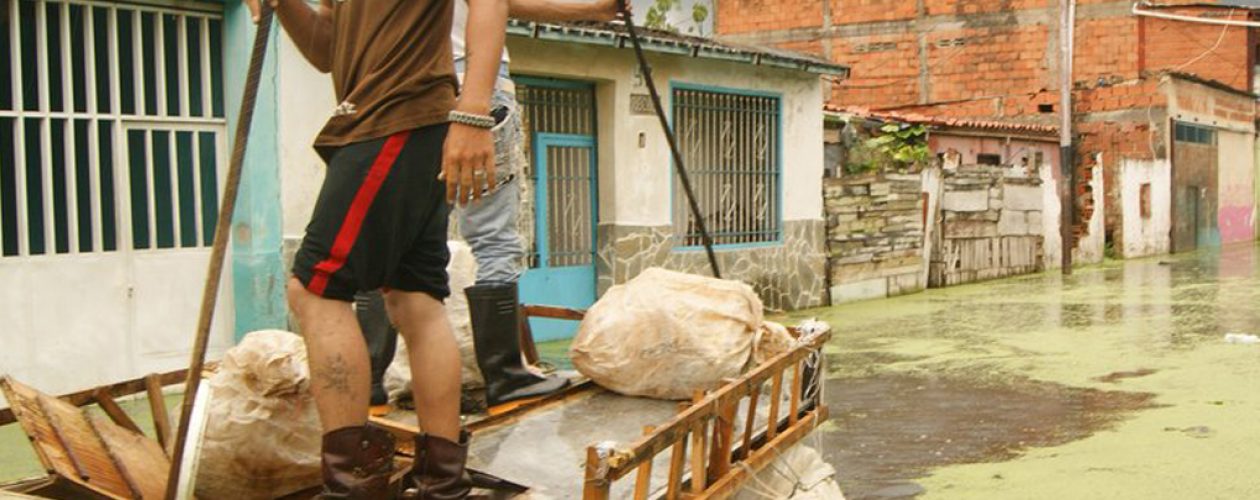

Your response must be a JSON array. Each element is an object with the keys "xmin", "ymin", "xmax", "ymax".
[
  {"xmin": 465, "ymin": 282, "xmax": 569, "ymax": 407},
  {"xmin": 400, "ymin": 432, "xmax": 472, "ymax": 499},
  {"xmin": 317, "ymin": 425, "xmax": 396, "ymax": 499}
]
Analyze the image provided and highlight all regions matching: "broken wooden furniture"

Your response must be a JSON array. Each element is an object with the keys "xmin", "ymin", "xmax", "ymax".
[{"xmin": 0, "ymin": 369, "xmax": 204, "ymax": 499}]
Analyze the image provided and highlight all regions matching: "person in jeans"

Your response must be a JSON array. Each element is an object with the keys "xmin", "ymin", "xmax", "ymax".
[
  {"xmin": 244, "ymin": 0, "xmax": 508, "ymax": 496},
  {"xmin": 357, "ymin": 0, "xmax": 623, "ymax": 415}
]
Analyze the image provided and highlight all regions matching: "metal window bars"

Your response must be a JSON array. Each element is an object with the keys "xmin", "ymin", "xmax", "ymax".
[
  {"xmin": 672, "ymin": 88, "xmax": 781, "ymax": 248},
  {"xmin": 0, "ymin": 0, "xmax": 226, "ymax": 257}
]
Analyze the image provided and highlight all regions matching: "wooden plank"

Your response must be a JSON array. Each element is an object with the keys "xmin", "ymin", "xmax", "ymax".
[
  {"xmin": 688, "ymin": 419, "xmax": 707, "ymax": 494},
  {"xmin": 765, "ymin": 372, "xmax": 784, "ymax": 441},
  {"xmin": 706, "ymin": 402, "xmax": 735, "ymax": 481},
  {"xmin": 737, "ymin": 383, "xmax": 760, "ymax": 461},
  {"xmin": 143, "ymin": 374, "xmax": 171, "ymax": 454},
  {"xmin": 789, "ymin": 362, "xmax": 803, "ymax": 426},
  {"xmin": 35, "ymin": 397, "xmax": 91, "ymax": 482},
  {"xmin": 632, "ymin": 426, "xmax": 655, "ymax": 500},
  {"xmin": 92, "ymin": 388, "xmax": 143, "ymax": 435},
  {"xmin": 582, "ymin": 446, "xmax": 610, "ymax": 500},
  {"xmin": 519, "ymin": 307, "xmax": 542, "ymax": 366},
  {"xmin": 666, "ymin": 403, "xmax": 689, "ymax": 500},
  {"xmin": 84, "ymin": 417, "xmax": 141, "ymax": 499},
  {"xmin": 0, "ymin": 367, "xmax": 204, "ymax": 428},
  {"xmin": 695, "ymin": 407, "xmax": 829, "ymax": 500},
  {"xmin": 521, "ymin": 304, "xmax": 586, "ymax": 321},
  {"xmin": 90, "ymin": 414, "xmax": 170, "ymax": 499},
  {"xmin": 467, "ymin": 380, "xmax": 599, "ymax": 434}
]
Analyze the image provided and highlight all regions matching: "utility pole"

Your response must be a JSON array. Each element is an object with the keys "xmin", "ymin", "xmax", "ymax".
[{"xmin": 1059, "ymin": 0, "xmax": 1076, "ymax": 275}]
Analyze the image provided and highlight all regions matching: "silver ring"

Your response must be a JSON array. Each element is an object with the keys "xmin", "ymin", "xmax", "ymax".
[{"xmin": 473, "ymin": 170, "xmax": 487, "ymax": 178}]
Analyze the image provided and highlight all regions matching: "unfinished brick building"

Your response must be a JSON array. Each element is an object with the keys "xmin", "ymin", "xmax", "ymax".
[{"xmin": 718, "ymin": 0, "xmax": 1260, "ymax": 259}]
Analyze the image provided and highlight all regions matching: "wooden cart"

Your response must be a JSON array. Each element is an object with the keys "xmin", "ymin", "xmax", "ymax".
[{"xmin": 0, "ymin": 306, "xmax": 830, "ymax": 500}]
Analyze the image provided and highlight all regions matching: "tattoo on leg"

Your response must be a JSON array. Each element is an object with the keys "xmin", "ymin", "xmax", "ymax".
[{"xmin": 320, "ymin": 354, "xmax": 352, "ymax": 394}]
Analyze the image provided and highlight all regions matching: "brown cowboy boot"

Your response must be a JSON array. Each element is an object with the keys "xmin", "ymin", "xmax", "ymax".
[
  {"xmin": 317, "ymin": 425, "xmax": 396, "ymax": 499},
  {"xmin": 400, "ymin": 431, "xmax": 473, "ymax": 500}
]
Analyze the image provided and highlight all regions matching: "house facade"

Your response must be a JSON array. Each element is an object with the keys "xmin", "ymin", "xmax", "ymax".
[{"xmin": 0, "ymin": 0, "xmax": 845, "ymax": 395}]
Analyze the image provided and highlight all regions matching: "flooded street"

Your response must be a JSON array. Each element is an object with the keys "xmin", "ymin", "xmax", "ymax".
[{"xmin": 793, "ymin": 243, "xmax": 1260, "ymax": 499}]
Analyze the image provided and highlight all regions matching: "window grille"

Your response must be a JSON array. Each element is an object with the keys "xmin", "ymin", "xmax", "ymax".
[
  {"xmin": 1174, "ymin": 122, "xmax": 1215, "ymax": 146},
  {"xmin": 515, "ymin": 78, "xmax": 597, "ymax": 268},
  {"xmin": 0, "ymin": 0, "xmax": 225, "ymax": 257},
  {"xmin": 672, "ymin": 86, "xmax": 781, "ymax": 247}
]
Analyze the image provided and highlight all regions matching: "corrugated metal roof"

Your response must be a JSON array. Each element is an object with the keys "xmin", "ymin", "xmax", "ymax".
[
  {"xmin": 506, "ymin": 19, "xmax": 852, "ymax": 78},
  {"xmin": 825, "ymin": 105, "xmax": 1060, "ymax": 136}
]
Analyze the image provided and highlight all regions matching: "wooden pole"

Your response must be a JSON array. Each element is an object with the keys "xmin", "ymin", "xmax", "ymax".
[{"xmin": 164, "ymin": 6, "xmax": 274, "ymax": 498}]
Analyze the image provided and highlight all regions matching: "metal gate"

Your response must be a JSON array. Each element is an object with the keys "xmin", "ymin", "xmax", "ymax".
[
  {"xmin": 0, "ymin": 0, "xmax": 231, "ymax": 395},
  {"xmin": 515, "ymin": 78, "xmax": 597, "ymax": 341}
]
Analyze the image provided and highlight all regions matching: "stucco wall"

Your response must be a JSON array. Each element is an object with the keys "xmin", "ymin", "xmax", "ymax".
[
  {"xmin": 1119, "ymin": 159, "xmax": 1172, "ymax": 258},
  {"xmin": 1165, "ymin": 76, "xmax": 1257, "ymax": 248},
  {"xmin": 1218, "ymin": 130, "xmax": 1256, "ymax": 245}
]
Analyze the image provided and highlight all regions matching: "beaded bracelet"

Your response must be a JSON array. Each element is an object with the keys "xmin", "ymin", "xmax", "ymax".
[{"xmin": 448, "ymin": 110, "xmax": 496, "ymax": 129}]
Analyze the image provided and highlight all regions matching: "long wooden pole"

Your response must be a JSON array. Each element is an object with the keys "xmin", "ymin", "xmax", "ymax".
[
  {"xmin": 164, "ymin": 5, "xmax": 274, "ymax": 498},
  {"xmin": 618, "ymin": 2, "xmax": 722, "ymax": 279}
]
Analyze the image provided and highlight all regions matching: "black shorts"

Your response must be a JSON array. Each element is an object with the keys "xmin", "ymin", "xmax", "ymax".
[{"xmin": 292, "ymin": 124, "xmax": 451, "ymax": 302}]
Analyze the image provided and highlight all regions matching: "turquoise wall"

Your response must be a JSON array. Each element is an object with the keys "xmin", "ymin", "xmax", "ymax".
[{"xmin": 223, "ymin": 1, "xmax": 287, "ymax": 339}]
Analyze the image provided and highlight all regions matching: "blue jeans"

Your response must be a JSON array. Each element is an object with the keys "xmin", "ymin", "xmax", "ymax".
[{"xmin": 457, "ymin": 79, "xmax": 526, "ymax": 284}]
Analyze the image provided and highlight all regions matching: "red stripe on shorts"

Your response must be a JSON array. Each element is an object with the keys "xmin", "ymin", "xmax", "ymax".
[{"xmin": 307, "ymin": 131, "xmax": 411, "ymax": 296}]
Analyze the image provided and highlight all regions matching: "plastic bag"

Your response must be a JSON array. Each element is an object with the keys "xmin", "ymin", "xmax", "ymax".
[
  {"xmin": 195, "ymin": 330, "xmax": 321, "ymax": 500},
  {"xmin": 733, "ymin": 445, "xmax": 846, "ymax": 500},
  {"xmin": 384, "ymin": 240, "xmax": 483, "ymax": 403},
  {"xmin": 570, "ymin": 268, "xmax": 765, "ymax": 400}
]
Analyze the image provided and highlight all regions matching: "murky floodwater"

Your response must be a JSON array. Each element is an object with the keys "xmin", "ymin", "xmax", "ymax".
[{"xmin": 790, "ymin": 243, "xmax": 1260, "ymax": 499}]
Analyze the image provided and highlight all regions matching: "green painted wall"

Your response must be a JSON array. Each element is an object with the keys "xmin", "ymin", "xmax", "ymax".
[{"xmin": 223, "ymin": 1, "xmax": 287, "ymax": 339}]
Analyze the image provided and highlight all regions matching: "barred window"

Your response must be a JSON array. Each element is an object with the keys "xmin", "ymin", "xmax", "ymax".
[
  {"xmin": 672, "ymin": 86, "xmax": 780, "ymax": 247},
  {"xmin": 1174, "ymin": 122, "xmax": 1215, "ymax": 145},
  {"xmin": 0, "ymin": 0, "xmax": 225, "ymax": 257}
]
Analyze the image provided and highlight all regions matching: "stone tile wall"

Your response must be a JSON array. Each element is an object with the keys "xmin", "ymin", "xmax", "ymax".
[
  {"xmin": 930, "ymin": 165, "xmax": 1045, "ymax": 287},
  {"xmin": 823, "ymin": 173, "xmax": 928, "ymax": 303}
]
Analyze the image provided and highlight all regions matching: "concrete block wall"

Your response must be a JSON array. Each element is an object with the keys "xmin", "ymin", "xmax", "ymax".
[
  {"xmin": 823, "ymin": 173, "xmax": 928, "ymax": 303},
  {"xmin": 930, "ymin": 166, "xmax": 1045, "ymax": 287}
]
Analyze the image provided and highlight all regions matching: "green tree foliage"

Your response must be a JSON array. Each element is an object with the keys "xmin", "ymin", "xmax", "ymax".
[{"xmin": 844, "ymin": 123, "xmax": 932, "ymax": 175}]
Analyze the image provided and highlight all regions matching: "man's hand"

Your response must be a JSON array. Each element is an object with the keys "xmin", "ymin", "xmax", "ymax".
[
  {"xmin": 593, "ymin": 0, "xmax": 625, "ymax": 21},
  {"xmin": 242, "ymin": 0, "xmax": 269, "ymax": 23},
  {"xmin": 441, "ymin": 123, "xmax": 497, "ymax": 206}
]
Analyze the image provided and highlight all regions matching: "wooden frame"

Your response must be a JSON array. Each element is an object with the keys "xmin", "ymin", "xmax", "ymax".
[{"xmin": 581, "ymin": 326, "xmax": 830, "ymax": 500}]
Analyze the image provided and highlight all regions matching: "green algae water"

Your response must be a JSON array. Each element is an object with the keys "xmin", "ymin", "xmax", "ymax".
[{"xmin": 798, "ymin": 243, "xmax": 1260, "ymax": 499}]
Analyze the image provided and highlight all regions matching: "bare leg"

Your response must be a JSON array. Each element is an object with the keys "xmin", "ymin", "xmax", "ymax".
[
  {"xmin": 288, "ymin": 278, "xmax": 371, "ymax": 432},
  {"xmin": 386, "ymin": 290, "xmax": 462, "ymax": 442}
]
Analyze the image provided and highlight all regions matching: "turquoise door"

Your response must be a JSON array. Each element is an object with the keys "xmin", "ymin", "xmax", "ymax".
[{"xmin": 520, "ymin": 133, "xmax": 598, "ymax": 341}]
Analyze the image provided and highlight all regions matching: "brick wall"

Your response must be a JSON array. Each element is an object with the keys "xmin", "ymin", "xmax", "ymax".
[
  {"xmin": 714, "ymin": 0, "xmax": 823, "ymax": 35},
  {"xmin": 1140, "ymin": 7, "xmax": 1254, "ymax": 91}
]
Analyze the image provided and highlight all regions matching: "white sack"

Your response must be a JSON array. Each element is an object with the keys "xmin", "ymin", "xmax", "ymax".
[
  {"xmin": 733, "ymin": 445, "xmax": 846, "ymax": 500},
  {"xmin": 384, "ymin": 240, "xmax": 482, "ymax": 402},
  {"xmin": 570, "ymin": 267, "xmax": 764, "ymax": 400},
  {"xmin": 195, "ymin": 330, "xmax": 321, "ymax": 500}
]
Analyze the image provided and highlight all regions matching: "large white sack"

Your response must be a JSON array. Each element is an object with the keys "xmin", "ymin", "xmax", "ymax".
[
  {"xmin": 384, "ymin": 240, "xmax": 483, "ymax": 402},
  {"xmin": 733, "ymin": 445, "xmax": 845, "ymax": 500},
  {"xmin": 195, "ymin": 330, "xmax": 321, "ymax": 500},
  {"xmin": 570, "ymin": 267, "xmax": 764, "ymax": 400}
]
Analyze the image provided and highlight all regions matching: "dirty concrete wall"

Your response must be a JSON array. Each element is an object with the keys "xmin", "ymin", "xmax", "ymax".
[
  {"xmin": 1075, "ymin": 160, "xmax": 1108, "ymax": 264},
  {"xmin": 1119, "ymin": 159, "xmax": 1172, "ymax": 258},
  {"xmin": 930, "ymin": 166, "xmax": 1045, "ymax": 287},
  {"xmin": 1218, "ymin": 130, "xmax": 1257, "ymax": 245},
  {"xmin": 1040, "ymin": 153, "xmax": 1064, "ymax": 271},
  {"xmin": 824, "ymin": 173, "xmax": 927, "ymax": 304},
  {"xmin": 1166, "ymin": 76, "xmax": 1258, "ymax": 250}
]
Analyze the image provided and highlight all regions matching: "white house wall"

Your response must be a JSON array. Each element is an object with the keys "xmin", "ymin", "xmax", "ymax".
[{"xmin": 1119, "ymin": 159, "xmax": 1172, "ymax": 258}]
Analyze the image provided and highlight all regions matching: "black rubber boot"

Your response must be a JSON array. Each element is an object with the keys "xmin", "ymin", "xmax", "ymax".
[{"xmin": 465, "ymin": 282, "xmax": 569, "ymax": 407}]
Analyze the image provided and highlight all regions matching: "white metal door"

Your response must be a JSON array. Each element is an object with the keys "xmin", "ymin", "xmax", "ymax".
[{"xmin": 0, "ymin": 0, "xmax": 232, "ymax": 397}]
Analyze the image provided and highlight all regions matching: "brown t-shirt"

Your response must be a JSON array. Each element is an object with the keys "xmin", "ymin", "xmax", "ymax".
[{"xmin": 315, "ymin": 0, "xmax": 458, "ymax": 148}]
